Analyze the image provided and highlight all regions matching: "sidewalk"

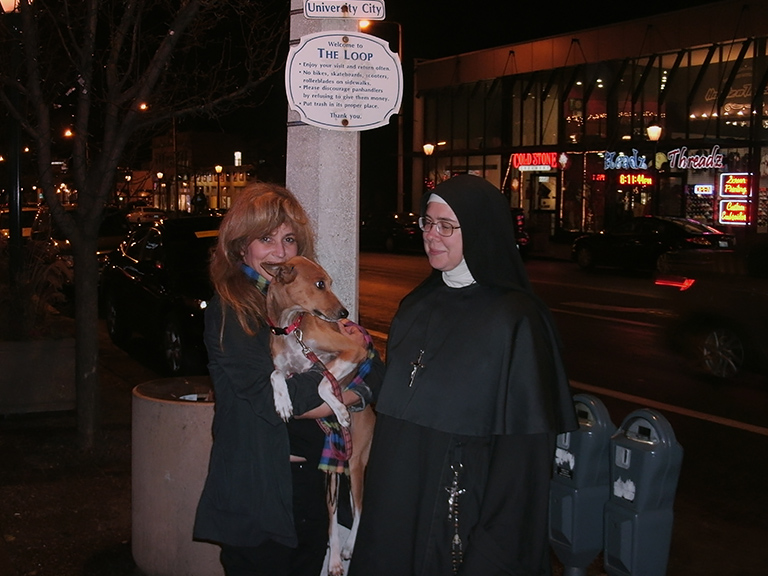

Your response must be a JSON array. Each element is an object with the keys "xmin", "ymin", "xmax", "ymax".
[{"xmin": 0, "ymin": 321, "xmax": 155, "ymax": 576}]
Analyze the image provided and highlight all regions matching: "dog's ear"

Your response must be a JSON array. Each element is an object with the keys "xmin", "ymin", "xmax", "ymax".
[{"xmin": 261, "ymin": 261, "xmax": 298, "ymax": 284}]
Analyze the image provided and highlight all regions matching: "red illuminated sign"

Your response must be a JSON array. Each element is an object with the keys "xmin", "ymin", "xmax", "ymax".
[
  {"xmin": 618, "ymin": 173, "xmax": 654, "ymax": 186},
  {"xmin": 719, "ymin": 173, "xmax": 751, "ymax": 197},
  {"xmin": 512, "ymin": 152, "xmax": 558, "ymax": 170},
  {"xmin": 719, "ymin": 200, "xmax": 749, "ymax": 225}
]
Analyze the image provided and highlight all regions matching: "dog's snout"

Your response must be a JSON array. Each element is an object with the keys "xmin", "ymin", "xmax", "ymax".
[{"xmin": 339, "ymin": 308, "xmax": 349, "ymax": 319}]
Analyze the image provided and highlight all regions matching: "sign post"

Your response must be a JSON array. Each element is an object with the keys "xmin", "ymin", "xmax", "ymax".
[{"xmin": 285, "ymin": 1, "xmax": 399, "ymax": 320}]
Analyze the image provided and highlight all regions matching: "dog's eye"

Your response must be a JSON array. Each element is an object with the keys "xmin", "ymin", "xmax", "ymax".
[{"xmin": 316, "ymin": 280, "xmax": 326, "ymax": 290}]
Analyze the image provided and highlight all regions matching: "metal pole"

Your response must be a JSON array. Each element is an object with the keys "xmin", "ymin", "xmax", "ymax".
[{"xmin": 396, "ymin": 22, "xmax": 404, "ymax": 213}]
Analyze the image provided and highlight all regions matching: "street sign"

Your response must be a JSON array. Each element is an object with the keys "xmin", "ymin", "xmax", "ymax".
[
  {"xmin": 285, "ymin": 30, "xmax": 403, "ymax": 131},
  {"xmin": 304, "ymin": 0, "xmax": 385, "ymax": 20}
]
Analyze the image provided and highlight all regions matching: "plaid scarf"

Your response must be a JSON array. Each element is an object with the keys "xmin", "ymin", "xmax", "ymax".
[{"xmin": 317, "ymin": 324, "xmax": 375, "ymax": 475}]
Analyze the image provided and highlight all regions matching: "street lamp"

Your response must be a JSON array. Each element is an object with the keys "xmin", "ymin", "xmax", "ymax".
[
  {"xmin": 215, "ymin": 165, "xmax": 223, "ymax": 209},
  {"xmin": 156, "ymin": 172, "xmax": 164, "ymax": 208},
  {"xmin": 423, "ymin": 144, "xmax": 434, "ymax": 191},
  {"xmin": 646, "ymin": 122, "xmax": 662, "ymax": 214}
]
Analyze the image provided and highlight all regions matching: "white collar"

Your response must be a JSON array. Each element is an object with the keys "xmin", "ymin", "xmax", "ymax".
[{"xmin": 443, "ymin": 258, "xmax": 476, "ymax": 288}]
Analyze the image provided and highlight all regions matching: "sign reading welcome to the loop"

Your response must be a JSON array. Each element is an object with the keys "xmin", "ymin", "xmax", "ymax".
[{"xmin": 285, "ymin": 31, "xmax": 403, "ymax": 131}]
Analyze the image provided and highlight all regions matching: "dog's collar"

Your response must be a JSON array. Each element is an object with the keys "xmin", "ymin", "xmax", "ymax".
[{"xmin": 268, "ymin": 312, "xmax": 304, "ymax": 336}]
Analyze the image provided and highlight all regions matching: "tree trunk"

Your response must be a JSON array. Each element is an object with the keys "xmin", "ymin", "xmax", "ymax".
[{"xmin": 73, "ymin": 237, "xmax": 101, "ymax": 452}]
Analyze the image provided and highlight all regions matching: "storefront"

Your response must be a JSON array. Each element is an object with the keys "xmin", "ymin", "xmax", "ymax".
[{"xmin": 412, "ymin": 0, "xmax": 768, "ymax": 251}]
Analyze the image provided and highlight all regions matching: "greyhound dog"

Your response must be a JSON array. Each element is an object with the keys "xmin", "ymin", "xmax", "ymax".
[{"xmin": 262, "ymin": 255, "xmax": 375, "ymax": 576}]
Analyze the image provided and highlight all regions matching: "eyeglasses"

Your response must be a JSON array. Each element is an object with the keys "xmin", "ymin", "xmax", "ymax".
[{"xmin": 418, "ymin": 216, "xmax": 461, "ymax": 237}]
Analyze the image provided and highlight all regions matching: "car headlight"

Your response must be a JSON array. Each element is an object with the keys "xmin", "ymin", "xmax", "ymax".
[{"xmin": 182, "ymin": 296, "xmax": 208, "ymax": 312}]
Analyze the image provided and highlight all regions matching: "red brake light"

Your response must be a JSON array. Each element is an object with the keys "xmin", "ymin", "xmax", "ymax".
[
  {"xmin": 655, "ymin": 275, "xmax": 696, "ymax": 291},
  {"xmin": 685, "ymin": 236, "xmax": 713, "ymax": 246}
]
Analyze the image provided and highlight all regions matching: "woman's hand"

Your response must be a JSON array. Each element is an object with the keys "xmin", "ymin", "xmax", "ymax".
[{"xmin": 338, "ymin": 318, "xmax": 366, "ymax": 348}]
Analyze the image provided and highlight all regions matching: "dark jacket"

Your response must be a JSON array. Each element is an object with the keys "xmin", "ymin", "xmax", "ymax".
[{"xmin": 193, "ymin": 295, "xmax": 325, "ymax": 548}]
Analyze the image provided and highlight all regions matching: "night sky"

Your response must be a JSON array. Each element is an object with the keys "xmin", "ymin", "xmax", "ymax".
[{"xmin": 384, "ymin": 0, "xmax": 726, "ymax": 60}]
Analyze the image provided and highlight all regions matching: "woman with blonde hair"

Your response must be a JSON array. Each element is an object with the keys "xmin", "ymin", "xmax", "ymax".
[{"xmin": 194, "ymin": 182, "xmax": 381, "ymax": 576}]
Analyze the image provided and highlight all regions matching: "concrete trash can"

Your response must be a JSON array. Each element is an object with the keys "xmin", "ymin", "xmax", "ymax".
[{"xmin": 132, "ymin": 377, "xmax": 223, "ymax": 576}]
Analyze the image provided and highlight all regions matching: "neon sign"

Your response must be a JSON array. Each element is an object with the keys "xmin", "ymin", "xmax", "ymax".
[
  {"xmin": 604, "ymin": 149, "xmax": 648, "ymax": 170},
  {"xmin": 618, "ymin": 173, "xmax": 654, "ymax": 186},
  {"xmin": 720, "ymin": 173, "xmax": 751, "ymax": 197},
  {"xmin": 666, "ymin": 145, "xmax": 724, "ymax": 170},
  {"xmin": 719, "ymin": 200, "xmax": 749, "ymax": 225},
  {"xmin": 512, "ymin": 152, "xmax": 559, "ymax": 171},
  {"xmin": 693, "ymin": 184, "xmax": 714, "ymax": 195}
]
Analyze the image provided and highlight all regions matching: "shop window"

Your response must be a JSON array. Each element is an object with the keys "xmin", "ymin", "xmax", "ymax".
[
  {"xmin": 468, "ymin": 82, "xmax": 487, "ymax": 150},
  {"xmin": 436, "ymin": 88, "xmax": 452, "ymax": 150},
  {"xmin": 522, "ymin": 86, "xmax": 537, "ymax": 147},
  {"xmin": 542, "ymin": 88, "xmax": 558, "ymax": 146},
  {"xmin": 565, "ymin": 82, "xmax": 584, "ymax": 144},
  {"xmin": 486, "ymin": 80, "xmax": 502, "ymax": 149},
  {"xmin": 719, "ymin": 52, "xmax": 755, "ymax": 140},
  {"xmin": 562, "ymin": 154, "xmax": 585, "ymax": 232},
  {"xmin": 511, "ymin": 83, "xmax": 523, "ymax": 146},
  {"xmin": 452, "ymin": 86, "xmax": 468, "ymax": 150}
]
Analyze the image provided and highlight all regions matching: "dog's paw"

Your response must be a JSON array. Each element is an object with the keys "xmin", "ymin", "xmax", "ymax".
[
  {"xmin": 333, "ymin": 404, "xmax": 351, "ymax": 428},
  {"xmin": 328, "ymin": 558, "xmax": 345, "ymax": 576},
  {"xmin": 271, "ymin": 372, "xmax": 293, "ymax": 421},
  {"xmin": 274, "ymin": 397, "xmax": 293, "ymax": 421},
  {"xmin": 341, "ymin": 541, "xmax": 355, "ymax": 561}
]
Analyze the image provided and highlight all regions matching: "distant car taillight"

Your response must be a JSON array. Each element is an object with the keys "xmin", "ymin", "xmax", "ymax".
[{"xmin": 685, "ymin": 236, "xmax": 716, "ymax": 246}]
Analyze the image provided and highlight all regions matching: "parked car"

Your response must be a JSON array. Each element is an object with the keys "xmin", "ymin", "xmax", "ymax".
[
  {"xmin": 658, "ymin": 264, "xmax": 768, "ymax": 379},
  {"xmin": 30, "ymin": 204, "xmax": 132, "ymax": 282},
  {"xmin": 360, "ymin": 211, "xmax": 422, "ymax": 253},
  {"xmin": 572, "ymin": 216, "xmax": 735, "ymax": 271},
  {"xmin": 125, "ymin": 206, "xmax": 166, "ymax": 225},
  {"xmin": 101, "ymin": 215, "xmax": 222, "ymax": 375},
  {"xmin": 0, "ymin": 206, "xmax": 38, "ymax": 241}
]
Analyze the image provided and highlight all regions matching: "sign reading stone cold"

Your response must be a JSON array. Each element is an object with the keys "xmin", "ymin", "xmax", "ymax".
[
  {"xmin": 285, "ymin": 31, "xmax": 403, "ymax": 131},
  {"xmin": 303, "ymin": 0, "xmax": 385, "ymax": 20}
]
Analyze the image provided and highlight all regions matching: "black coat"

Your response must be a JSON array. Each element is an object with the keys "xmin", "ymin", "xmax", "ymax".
[{"xmin": 193, "ymin": 295, "xmax": 325, "ymax": 548}]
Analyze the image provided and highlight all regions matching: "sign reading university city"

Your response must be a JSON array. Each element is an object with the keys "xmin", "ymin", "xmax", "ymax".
[
  {"xmin": 303, "ymin": 0, "xmax": 385, "ymax": 20},
  {"xmin": 285, "ymin": 31, "xmax": 403, "ymax": 131}
]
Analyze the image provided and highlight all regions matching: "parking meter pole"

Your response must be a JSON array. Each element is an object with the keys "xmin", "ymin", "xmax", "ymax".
[
  {"xmin": 549, "ymin": 394, "xmax": 616, "ymax": 573},
  {"xmin": 604, "ymin": 409, "xmax": 683, "ymax": 576}
]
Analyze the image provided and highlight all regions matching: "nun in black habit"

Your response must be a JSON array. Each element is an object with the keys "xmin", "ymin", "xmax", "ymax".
[{"xmin": 348, "ymin": 175, "xmax": 578, "ymax": 576}]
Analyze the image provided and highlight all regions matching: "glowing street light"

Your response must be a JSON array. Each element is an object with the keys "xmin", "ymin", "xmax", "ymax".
[
  {"xmin": 215, "ymin": 165, "xmax": 223, "ymax": 209},
  {"xmin": 647, "ymin": 122, "xmax": 663, "ymax": 214}
]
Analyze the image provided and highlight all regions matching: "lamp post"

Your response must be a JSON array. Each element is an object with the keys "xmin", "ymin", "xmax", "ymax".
[
  {"xmin": 215, "ymin": 165, "xmax": 223, "ymax": 209},
  {"xmin": 646, "ymin": 122, "xmax": 662, "ymax": 215},
  {"xmin": 156, "ymin": 172, "xmax": 164, "ymax": 208},
  {"xmin": 423, "ymin": 143, "xmax": 434, "ymax": 191}
]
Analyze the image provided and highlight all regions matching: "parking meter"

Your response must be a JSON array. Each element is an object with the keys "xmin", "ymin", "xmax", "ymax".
[
  {"xmin": 604, "ymin": 409, "xmax": 683, "ymax": 576},
  {"xmin": 549, "ymin": 394, "xmax": 616, "ymax": 575}
]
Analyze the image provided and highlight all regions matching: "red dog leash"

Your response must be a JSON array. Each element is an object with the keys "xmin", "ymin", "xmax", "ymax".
[{"xmin": 268, "ymin": 313, "xmax": 353, "ymax": 463}]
